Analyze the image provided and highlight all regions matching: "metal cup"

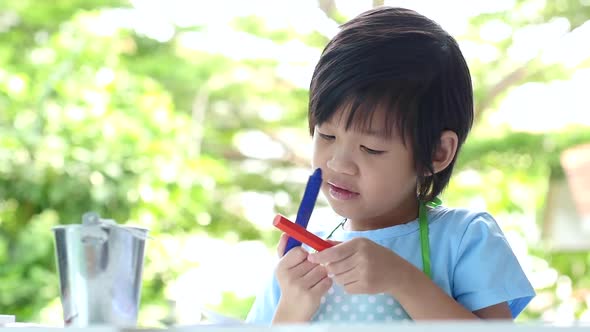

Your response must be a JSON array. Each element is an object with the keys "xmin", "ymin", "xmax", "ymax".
[{"xmin": 53, "ymin": 223, "xmax": 148, "ymax": 327}]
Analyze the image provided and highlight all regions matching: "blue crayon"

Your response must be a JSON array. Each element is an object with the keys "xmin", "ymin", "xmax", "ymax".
[{"xmin": 284, "ymin": 168, "xmax": 323, "ymax": 254}]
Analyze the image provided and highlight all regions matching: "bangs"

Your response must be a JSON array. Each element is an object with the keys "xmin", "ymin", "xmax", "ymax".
[{"xmin": 310, "ymin": 81, "xmax": 423, "ymax": 144}]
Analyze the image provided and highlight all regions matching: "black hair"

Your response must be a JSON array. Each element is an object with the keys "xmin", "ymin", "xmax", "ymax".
[{"xmin": 308, "ymin": 7, "xmax": 473, "ymax": 201}]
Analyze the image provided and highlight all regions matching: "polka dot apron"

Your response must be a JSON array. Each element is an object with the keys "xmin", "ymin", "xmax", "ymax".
[{"xmin": 313, "ymin": 284, "xmax": 411, "ymax": 322}]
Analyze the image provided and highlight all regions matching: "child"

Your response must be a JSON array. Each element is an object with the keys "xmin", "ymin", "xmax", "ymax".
[{"xmin": 247, "ymin": 6, "xmax": 535, "ymax": 324}]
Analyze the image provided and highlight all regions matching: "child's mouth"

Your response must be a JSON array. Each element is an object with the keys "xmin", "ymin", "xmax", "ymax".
[{"xmin": 328, "ymin": 183, "xmax": 360, "ymax": 201}]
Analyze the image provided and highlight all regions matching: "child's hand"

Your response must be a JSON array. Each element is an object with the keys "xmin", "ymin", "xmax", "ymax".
[
  {"xmin": 272, "ymin": 233, "xmax": 333, "ymax": 323},
  {"xmin": 307, "ymin": 237, "xmax": 408, "ymax": 295}
]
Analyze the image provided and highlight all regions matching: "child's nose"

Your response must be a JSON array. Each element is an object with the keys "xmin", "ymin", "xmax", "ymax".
[{"xmin": 326, "ymin": 150, "xmax": 358, "ymax": 175}]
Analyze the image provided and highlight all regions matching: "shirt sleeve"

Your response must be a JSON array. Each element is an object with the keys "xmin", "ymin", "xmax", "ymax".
[
  {"xmin": 452, "ymin": 213, "xmax": 535, "ymax": 318},
  {"xmin": 245, "ymin": 272, "xmax": 281, "ymax": 325}
]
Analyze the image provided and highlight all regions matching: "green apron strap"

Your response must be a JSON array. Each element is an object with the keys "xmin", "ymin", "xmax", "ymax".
[{"xmin": 419, "ymin": 197, "xmax": 440, "ymax": 279}]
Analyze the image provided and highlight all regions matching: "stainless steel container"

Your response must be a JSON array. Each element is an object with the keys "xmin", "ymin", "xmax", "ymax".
[{"xmin": 53, "ymin": 216, "xmax": 148, "ymax": 327}]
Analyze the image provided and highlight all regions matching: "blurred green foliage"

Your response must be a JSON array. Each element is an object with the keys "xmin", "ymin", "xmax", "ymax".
[{"xmin": 1, "ymin": 0, "xmax": 590, "ymax": 325}]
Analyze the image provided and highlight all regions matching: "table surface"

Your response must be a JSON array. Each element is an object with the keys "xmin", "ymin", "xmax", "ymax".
[{"xmin": 2, "ymin": 322, "xmax": 590, "ymax": 331}]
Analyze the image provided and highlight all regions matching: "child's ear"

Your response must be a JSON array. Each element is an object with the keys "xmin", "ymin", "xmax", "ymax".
[{"xmin": 432, "ymin": 130, "xmax": 459, "ymax": 174}]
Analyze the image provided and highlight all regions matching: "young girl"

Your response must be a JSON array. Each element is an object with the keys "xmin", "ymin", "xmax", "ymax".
[{"xmin": 247, "ymin": 6, "xmax": 535, "ymax": 324}]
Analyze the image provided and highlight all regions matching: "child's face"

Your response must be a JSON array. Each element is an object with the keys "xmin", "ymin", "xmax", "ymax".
[{"xmin": 311, "ymin": 108, "xmax": 419, "ymax": 230}]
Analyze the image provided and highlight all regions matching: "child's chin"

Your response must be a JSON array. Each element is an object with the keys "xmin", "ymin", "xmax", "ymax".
[{"xmin": 329, "ymin": 202, "xmax": 360, "ymax": 220}]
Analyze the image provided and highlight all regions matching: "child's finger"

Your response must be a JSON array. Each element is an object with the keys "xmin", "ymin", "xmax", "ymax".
[
  {"xmin": 276, "ymin": 233, "xmax": 289, "ymax": 257},
  {"xmin": 308, "ymin": 241, "xmax": 354, "ymax": 264},
  {"xmin": 301, "ymin": 263, "xmax": 329, "ymax": 287},
  {"xmin": 279, "ymin": 247, "xmax": 309, "ymax": 269}
]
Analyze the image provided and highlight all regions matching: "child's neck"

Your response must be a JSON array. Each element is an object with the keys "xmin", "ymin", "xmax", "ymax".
[{"xmin": 344, "ymin": 197, "xmax": 419, "ymax": 231}]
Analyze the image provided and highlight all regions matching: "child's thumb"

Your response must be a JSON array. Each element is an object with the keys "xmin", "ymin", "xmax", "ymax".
[{"xmin": 276, "ymin": 233, "xmax": 289, "ymax": 257}]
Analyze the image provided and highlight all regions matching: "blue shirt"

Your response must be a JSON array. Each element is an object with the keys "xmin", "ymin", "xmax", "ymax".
[{"xmin": 246, "ymin": 206, "xmax": 535, "ymax": 324}]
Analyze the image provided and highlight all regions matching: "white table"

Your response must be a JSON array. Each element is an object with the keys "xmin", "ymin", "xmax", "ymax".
[{"xmin": 2, "ymin": 322, "xmax": 590, "ymax": 331}]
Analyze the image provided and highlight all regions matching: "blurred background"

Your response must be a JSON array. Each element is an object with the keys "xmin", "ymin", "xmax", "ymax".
[{"xmin": 1, "ymin": 0, "xmax": 590, "ymax": 327}]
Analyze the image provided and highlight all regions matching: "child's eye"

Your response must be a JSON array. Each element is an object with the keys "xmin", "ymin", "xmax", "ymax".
[
  {"xmin": 318, "ymin": 133, "xmax": 335, "ymax": 141},
  {"xmin": 362, "ymin": 146, "xmax": 385, "ymax": 155}
]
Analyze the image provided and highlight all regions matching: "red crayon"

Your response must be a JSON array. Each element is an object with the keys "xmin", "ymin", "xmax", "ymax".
[{"xmin": 273, "ymin": 214, "xmax": 333, "ymax": 252}]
